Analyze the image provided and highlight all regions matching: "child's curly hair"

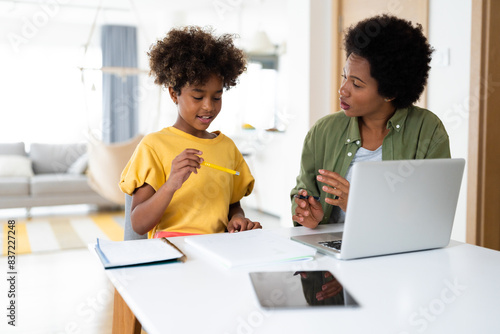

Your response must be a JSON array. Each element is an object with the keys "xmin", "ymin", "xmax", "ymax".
[
  {"xmin": 344, "ymin": 15, "xmax": 433, "ymax": 109},
  {"xmin": 148, "ymin": 26, "xmax": 246, "ymax": 94}
]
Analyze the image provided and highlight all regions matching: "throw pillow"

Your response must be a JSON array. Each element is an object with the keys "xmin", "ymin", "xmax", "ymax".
[
  {"xmin": 67, "ymin": 153, "xmax": 88, "ymax": 174},
  {"xmin": 0, "ymin": 155, "xmax": 34, "ymax": 177},
  {"xmin": 30, "ymin": 143, "xmax": 86, "ymax": 174}
]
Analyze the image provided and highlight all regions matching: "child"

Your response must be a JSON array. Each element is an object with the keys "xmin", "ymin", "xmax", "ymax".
[{"xmin": 119, "ymin": 26, "xmax": 261, "ymax": 238}]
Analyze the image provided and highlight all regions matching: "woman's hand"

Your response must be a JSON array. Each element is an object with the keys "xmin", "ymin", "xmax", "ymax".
[
  {"xmin": 316, "ymin": 271, "xmax": 343, "ymax": 301},
  {"xmin": 317, "ymin": 169, "xmax": 350, "ymax": 212},
  {"xmin": 165, "ymin": 148, "xmax": 203, "ymax": 191},
  {"xmin": 293, "ymin": 189, "xmax": 324, "ymax": 228},
  {"xmin": 227, "ymin": 216, "xmax": 262, "ymax": 233}
]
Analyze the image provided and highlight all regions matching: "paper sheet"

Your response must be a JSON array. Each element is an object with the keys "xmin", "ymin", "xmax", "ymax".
[{"xmin": 184, "ymin": 229, "xmax": 316, "ymax": 268}]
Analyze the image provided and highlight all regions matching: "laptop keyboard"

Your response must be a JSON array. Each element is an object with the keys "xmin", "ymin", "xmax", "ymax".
[{"xmin": 318, "ymin": 240, "xmax": 342, "ymax": 251}]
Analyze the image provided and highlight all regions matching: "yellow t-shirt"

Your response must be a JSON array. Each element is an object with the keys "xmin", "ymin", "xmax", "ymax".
[{"xmin": 119, "ymin": 127, "xmax": 254, "ymax": 238}]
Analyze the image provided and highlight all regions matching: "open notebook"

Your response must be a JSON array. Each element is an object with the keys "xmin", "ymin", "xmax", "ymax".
[{"xmin": 95, "ymin": 238, "xmax": 186, "ymax": 269}]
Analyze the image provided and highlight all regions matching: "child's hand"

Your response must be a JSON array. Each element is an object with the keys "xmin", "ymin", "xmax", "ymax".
[
  {"xmin": 227, "ymin": 216, "xmax": 262, "ymax": 233},
  {"xmin": 166, "ymin": 149, "xmax": 203, "ymax": 191}
]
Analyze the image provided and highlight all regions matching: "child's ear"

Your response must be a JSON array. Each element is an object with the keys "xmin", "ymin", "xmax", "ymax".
[{"xmin": 168, "ymin": 87, "xmax": 178, "ymax": 105}]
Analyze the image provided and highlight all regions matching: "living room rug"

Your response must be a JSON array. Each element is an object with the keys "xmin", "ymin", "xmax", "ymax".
[{"xmin": 1, "ymin": 211, "xmax": 125, "ymax": 256}]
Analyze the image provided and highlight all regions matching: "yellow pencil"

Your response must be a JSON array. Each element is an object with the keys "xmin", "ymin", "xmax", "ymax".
[{"xmin": 201, "ymin": 161, "xmax": 240, "ymax": 176}]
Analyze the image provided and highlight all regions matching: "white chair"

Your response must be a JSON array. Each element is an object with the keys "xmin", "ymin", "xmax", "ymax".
[{"xmin": 123, "ymin": 194, "xmax": 147, "ymax": 241}]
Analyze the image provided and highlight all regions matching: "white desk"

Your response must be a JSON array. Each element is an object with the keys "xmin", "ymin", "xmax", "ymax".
[{"xmin": 103, "ymin": 225, "xmax": 500, "ymax": 334}]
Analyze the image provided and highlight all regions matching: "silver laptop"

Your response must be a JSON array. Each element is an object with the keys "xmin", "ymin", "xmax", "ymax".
[{"xmin": 291, "ymin": 158, "xmax": 465, "ymax": 260}]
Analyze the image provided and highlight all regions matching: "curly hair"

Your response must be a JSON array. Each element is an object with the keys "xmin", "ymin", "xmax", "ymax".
[
  {"xmin": 147, "ymin": 26, "xmax": 246, "ymax": 94},
  {"xmin": 344, "ymin": 15, "xmax": 433, "ymax": 109}
]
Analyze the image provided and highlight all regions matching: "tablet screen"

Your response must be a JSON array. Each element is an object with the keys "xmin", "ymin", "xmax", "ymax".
[{"xmin": 249, "ymin": 270, "xmax": 359, "ymax": 309}]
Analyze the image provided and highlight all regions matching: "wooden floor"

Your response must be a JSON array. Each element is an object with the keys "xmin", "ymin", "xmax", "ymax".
[
  {"xmin": 0, "ymin": 247, "xmax": 114, "ymax": 333},
  {"xmin": 0, "ymin": 204, "xmax": 281, "ymax": 334}
]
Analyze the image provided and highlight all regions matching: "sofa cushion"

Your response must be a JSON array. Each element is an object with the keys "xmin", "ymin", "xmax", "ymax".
[
  {"xmin": 0, "ymin": 177, "xmax": 30, "ymax": 196},
  {"xmin": 0, "ymin": 155, "xmax": 34, "ymax": 177},
  {"xmin": 31, "ymin": 174, "xmax": 95, "ymax": 196},
  {"xmin": 30, "ymin": 143, "xmax": 86, "ymax": 174},
  {"xmin": 0, "ymin": 142, "xmax": 26, "ymax": 156},
  {"xmin": 67, "ymin": 153, "xmax": 88, "ymax": 175}
]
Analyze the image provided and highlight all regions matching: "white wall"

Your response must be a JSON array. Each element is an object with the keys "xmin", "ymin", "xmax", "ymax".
[
  {"xmin": 240, "ymin": 0, "xmax": 311, "ymax": 226},
  {"xmin": 0, "ymin": 16, "xmax": 98, "ymax": 144},
  {"xmin": 309, "ymin": 0, "xmax": 332, "ymax": 126},
  {"xmin": 240, "ymin": 0, "xmax": 333, "ymax": 227},
  {"xmin": 427, "ymin": 0, "xmax": 471, "ymax": 242}
]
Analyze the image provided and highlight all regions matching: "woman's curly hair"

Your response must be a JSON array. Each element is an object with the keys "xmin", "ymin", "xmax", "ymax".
[
  {"xmin": 148, "ymin": 26, "xmax": 246, "ymax": 94},
  {"xmin": 344, "ymin": 15, "xmax": 433, "ymax": 109}
]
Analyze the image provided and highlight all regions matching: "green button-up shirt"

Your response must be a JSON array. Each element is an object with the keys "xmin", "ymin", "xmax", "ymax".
[{"xmin": 291, "ymin": 105, "xmax": 451, "ymax": 225}]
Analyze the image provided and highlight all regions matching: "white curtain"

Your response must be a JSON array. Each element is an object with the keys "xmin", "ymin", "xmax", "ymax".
[{"xmin": 101, "ymin": 25, "xmax": 139, "ymax": 143}]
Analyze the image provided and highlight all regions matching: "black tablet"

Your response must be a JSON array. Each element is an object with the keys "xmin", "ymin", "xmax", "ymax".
[{"xmin": 249, "ymin": 270, "xmax": 359, "ymax": 309}]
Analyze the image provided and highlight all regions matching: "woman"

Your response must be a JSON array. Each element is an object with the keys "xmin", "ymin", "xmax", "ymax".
[{"xmin": 291, "ymin": 15, "xmax": 450, "ymax": 228}]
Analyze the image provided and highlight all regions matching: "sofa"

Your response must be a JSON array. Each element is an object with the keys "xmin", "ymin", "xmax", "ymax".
[{"xmin": 0, "ymin": 142, "xmax": 117, "ymax": 212}]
